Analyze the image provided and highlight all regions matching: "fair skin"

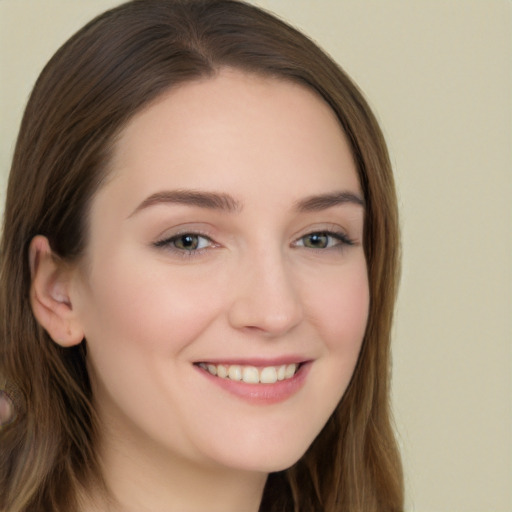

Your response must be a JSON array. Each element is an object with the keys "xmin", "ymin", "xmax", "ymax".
[{"xmin": 30, "ymin": 69, "xmax": 368, "ymax": 512}]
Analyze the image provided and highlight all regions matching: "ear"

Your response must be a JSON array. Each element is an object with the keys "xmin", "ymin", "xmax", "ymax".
[{"xmin": 29, "ymin": 235, "xmax": 84, "ymax": 347}]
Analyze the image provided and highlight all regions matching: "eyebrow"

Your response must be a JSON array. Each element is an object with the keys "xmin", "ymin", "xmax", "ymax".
[
  {"xmin": 129, "ymin": 188, "xmax": 365, "ymax": 218},
  {"xmin": 129, "ymin": 189, "xmax": 242, "ymax": 217},
  {"xmin": 294, "ymin": 191, "xmax": 365, "ymax": 211}
]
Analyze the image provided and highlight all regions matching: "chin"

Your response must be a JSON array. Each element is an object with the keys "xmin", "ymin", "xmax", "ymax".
[{"xmin": 201, "ymin": 429, "xmax": 318, "ymax": 474}]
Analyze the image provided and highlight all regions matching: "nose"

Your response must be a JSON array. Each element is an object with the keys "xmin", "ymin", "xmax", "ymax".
[{"xmin": 227, "ymin": 248, "xmax": 304, "ymax": 337}]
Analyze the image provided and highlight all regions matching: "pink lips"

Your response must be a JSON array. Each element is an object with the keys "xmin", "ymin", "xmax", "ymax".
[{"xmin": 194, "ymin": 360, "xmax": 311, "ymax": 405}]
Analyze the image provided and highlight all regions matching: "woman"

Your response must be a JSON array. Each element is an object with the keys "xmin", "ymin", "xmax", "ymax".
[{"xmin": 0, "ymin": 1, "xmax": 403, "ymax": 511}]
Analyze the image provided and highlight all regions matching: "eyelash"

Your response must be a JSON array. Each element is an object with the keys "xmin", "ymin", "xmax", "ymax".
[
  {"xmin": 153, "ymin": 229, "xmax": 355, "ymax": 257},
  {"xmin": 153, "ymin": 231, "xmax": 215, "ymax": 257},
  {"xmin": 293, "ymin": 230, "xmax": 355, "ymax": 251}
]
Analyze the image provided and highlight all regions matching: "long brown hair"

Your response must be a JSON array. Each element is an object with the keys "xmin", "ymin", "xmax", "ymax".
[{"xmin": 0, "ymin": 1, "xmax": 403, "ymax": 510}]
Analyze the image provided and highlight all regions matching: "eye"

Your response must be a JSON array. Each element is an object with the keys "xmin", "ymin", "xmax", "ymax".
[
  {"xmin": 154, "ymin": 233, "xmax": 213, "ymax": 252},
  {"xmin": 294, "ymin": 231, "xmax": 354, "ymax": 250}
]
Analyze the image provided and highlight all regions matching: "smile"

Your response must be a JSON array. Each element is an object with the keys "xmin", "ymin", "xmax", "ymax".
[{"xmin": 197, "ymin": 362, "xmax": 300, "ymax": 384}]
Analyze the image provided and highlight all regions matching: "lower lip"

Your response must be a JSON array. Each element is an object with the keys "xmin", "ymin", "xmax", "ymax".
[{"xmin": 195, "ymin": 363, "xmax": 311, "ymax": 405}]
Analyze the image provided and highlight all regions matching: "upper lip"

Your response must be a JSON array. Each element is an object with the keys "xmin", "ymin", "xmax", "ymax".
[{"xmin": 194, "ymin": 356, "xmax": 311, "ymax": 367}]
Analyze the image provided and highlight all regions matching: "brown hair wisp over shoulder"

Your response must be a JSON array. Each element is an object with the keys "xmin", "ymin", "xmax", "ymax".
[{"xmin": 0, "ymin": 1, "xmax": 403, "ymax": 510}]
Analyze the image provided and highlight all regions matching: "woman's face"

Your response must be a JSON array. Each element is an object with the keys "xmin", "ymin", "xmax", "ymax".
[{"xmin": 71, "ymin": 69, "xmax": 368, "ymax": 474}]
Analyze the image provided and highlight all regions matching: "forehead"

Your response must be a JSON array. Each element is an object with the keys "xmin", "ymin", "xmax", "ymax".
[{"xmin": 101, "ymin": 68, "xmax": 360, "ymax": 210}]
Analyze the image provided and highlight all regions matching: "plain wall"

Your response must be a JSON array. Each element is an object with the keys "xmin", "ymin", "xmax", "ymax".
[{"xmin": 1, "ymin": 1, "xmax": 511, "ymax": 511}]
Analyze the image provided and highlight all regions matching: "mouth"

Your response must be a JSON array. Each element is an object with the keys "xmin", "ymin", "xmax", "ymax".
[
  {"xmin": 193, "ymin": 359, "xmax": 311, "ymax": 404},
  {"xmin": 195, "ymin": 362, "xmax": 302, "ymax": 384}
]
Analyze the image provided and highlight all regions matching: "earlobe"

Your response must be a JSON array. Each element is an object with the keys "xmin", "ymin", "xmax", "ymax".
[{"xmin": 29, "ymin": 236, "xmax": 84, "ymax": 347}]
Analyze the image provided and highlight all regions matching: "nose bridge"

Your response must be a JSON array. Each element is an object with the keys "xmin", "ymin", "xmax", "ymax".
[{"xmin": 227, "ymin": 244, "xmax": 303, "ymax": 336}]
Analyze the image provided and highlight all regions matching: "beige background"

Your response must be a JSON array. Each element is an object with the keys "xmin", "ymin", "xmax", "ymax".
[{"xmin": 1, "ymin": 1, "xmax": 511, "ymax": 511}]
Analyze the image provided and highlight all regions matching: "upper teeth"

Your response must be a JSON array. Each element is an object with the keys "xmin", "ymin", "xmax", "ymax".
[{"xmin": 198, "ymin": 363, "xmax": 299, "ymax": 384}]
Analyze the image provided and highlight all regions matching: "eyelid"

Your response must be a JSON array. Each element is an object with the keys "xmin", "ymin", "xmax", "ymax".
[
  {"xmin": 292, "ymin": 228, "xmax": 355, "ymax": 249},
  {"xmin": 154, "ymin": 233, "xmax": 212, "ymax": 248},
  {"xmin": 151, "ymin": 223, "xmax": 357, "ymax": 258},
  {"xmin": 153, "ymin": 229, "xmax": 219, "ymax": 257}
]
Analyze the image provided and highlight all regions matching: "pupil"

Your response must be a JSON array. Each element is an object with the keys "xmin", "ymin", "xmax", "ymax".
[
  {"xmin": 179, "ymin": 235, "xmax": 197, "ymax": 250},
  {"xmin": 308, "ymin": 233, "xmax": 327, "ymax": 248}
]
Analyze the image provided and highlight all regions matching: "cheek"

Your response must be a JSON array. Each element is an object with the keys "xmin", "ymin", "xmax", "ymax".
[
  {"xmin": 78, "ymin": 255, "xmax": 230, "ymax": 368},
  {"xmin": 300, "ymin": 258, "xmax": 369, "ymax": 417},
  {"xmin": 307, "ymin": 260, "xmax": 369, "ymax": 351},
  {"xmin": 268, "ymin": 259, "xmax": 369, "ymax": 463},
  {"xmin": 77, "ymin": 259, "xmax": 230, "ymax": 436}
]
